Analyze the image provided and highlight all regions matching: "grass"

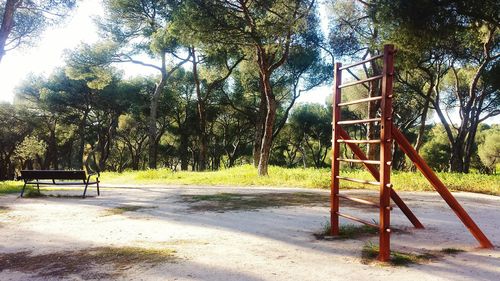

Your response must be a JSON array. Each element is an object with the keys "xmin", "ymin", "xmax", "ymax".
[
  {"xmin": 2, "ymin": 165, "xmax": 498, "ymax": 196},
  {"xmin": 104, "ymin": 205, "xmax": 157, "ymax": 216},
  {"xmin": 0, "ymin": 246, "xmax": 177, "ymax": 279},
  {"xmin": 315, "ymin": 223, "xmax": 379, "ymax": 240},
  {"xmin": 180, "ymin": 192, "xmax": 328, "ymax": 212},
  {"xmin": 102, "ymin": 165, "xmax": 500, "ymax": 195},
  {"xmin": 361, "ymin": 242, "xmax": 437, "ymax": 266},
  {"xmin": 0, "ymin": 181, "xmax": 23, "ymax": 195},
  {"xmin": 0, "ymin": 206, "xmax": 10, "ymax": 214},
  {"xmin": 440, "ymin": 248, "xmax": 465, "ymax": 255}
]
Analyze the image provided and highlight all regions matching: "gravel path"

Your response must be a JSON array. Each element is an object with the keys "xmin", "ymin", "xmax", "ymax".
[{"xmin": 0, "ymin": 185, "xmax": 499, "ymax": 281}]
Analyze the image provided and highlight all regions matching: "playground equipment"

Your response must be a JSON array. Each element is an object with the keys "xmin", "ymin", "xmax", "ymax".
[{"xmin": 330, "ymin": 44, "xmax": 493, "ymax": 261}]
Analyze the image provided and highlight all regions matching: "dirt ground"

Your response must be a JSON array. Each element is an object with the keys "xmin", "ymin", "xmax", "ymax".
[{"xmin": 0, "ymin": 185, "xmax": 499, "ymax": 281}]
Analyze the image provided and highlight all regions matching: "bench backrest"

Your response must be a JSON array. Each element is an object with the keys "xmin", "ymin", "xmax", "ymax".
[{"xmin": 21, "ymin": 170, "xmax": 87, "ymax": 180}]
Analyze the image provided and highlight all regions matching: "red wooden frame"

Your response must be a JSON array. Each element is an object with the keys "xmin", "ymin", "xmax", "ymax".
[{"xmin": 330, "ymin": 44, "xmax": 493, "ymax": 262}]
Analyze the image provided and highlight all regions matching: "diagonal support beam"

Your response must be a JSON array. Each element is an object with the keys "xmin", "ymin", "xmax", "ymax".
[
  {"xmin": 338, "ymin": 128, "xmax": 424, "ymax": 229},
  {"xmin": 392, "ymin": 126, "xmax": 493, "ymax": 248}
]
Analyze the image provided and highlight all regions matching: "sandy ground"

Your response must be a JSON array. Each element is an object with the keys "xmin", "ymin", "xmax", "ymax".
[{"xmin": 0, "ymin": 185, "xmax": 499, "ymax": 281}]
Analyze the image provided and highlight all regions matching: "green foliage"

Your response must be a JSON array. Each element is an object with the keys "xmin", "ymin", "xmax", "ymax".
[
  {"xmin": 478, "ymin": 129, "xmax": 500, "ymax": 173},
  {"xmin": 15, "ymin": 136, "xmax": 47, "ymax": 163},
  {"xmin": 286, "ymin": 103, "xmax": 331, "ymax": 168},
  {"xmin": 0, "ymin": 103, "xmax": 36, "ymax": 179},
  {"xmin": 0, "ymin": 0, "xmax": 76, "ymax": 61},
  {"xmin": 420, "ymin": 126, "xmax": 450, "ymax": 171}
]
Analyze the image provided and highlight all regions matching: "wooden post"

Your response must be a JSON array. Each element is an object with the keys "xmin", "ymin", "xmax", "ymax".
[
  {"xmin": 393, "ymin": 126, "xmax": 493, "ymax": 249},
  {"xmin": 330, "ymin": 62, "xmax": 342, "ymax": 236},
  {"xmin": 377, "ymin": 44, "xmax": 395, "ymax": 261}
]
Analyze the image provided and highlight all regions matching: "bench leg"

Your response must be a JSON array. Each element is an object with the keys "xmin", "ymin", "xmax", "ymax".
[
  {"xmin": 96, "ymin": 179, "xmax": 100, "ymax": 196},
  {"xmin": 83, "ymin": 180, "xmax": 89, "ymax": 199},
  {"xmin": 20, "ymin": 182, "xmax": 27, "ymax": 197},
  {"xmin": 36, "ymin": 180, "xmax": 40, "ymax": 193}
]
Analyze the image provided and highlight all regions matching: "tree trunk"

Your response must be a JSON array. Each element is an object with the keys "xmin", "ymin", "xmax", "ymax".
[
  {"xmin": 0, "ymin": 0, "xmax": 19, "ymax": 64},
  {"xmin": 191, "ymin": 47, "xmax": 208, "ymax": 171},
  {"xmin": 0, "ymin": 154, "xmax": 8, "ymax": 180},
  {"xmin": 179, "ymin": 132, "xmax": 189, "ymax": 171},
  {"xmin": 148, "ymin": 52, "xmax": 167, "ymax": 169},
  {"xmin": 257, "ymin": 72, "xmax": 277, "ymax": 176},
  {"xmin": 45, "ymin": 123, "xmax": 58, "ymax": 169},
  {"xmin": 415, "ymin": 87, "xmax": 433, "ymax": 153},
  {"xmin": 253, "ymin": 95, "xmax": 266, "ymax": 167},
  {"xmin": 77, "ymin": 110, "xmax": 89, "ymax": 169}
]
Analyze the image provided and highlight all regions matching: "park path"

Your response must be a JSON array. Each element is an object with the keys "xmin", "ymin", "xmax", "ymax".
[{"xmin": 0, "ymin": 185, "xmax": 499, "ymax": 280}]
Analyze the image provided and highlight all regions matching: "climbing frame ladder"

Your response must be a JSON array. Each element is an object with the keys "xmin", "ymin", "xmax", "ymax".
[{"xmin": 330, "ymin": 44, "xmax": 493, "ymax": 262}]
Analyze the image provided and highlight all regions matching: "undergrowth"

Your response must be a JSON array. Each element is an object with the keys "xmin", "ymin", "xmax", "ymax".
[
  {"xmin": 103, "ymin": 165, "xmax": 499, "ymax": 195},
  {"xmin": 361, "ymin": 242, "xmax": 437, "ymax": 266},
  {"xmin": 2, "ymin": 165, "xmax": 498, "ymax": 196},
  {"xmin": 315, "ymin": 223, "xmax": 379, "ymax": 240}
]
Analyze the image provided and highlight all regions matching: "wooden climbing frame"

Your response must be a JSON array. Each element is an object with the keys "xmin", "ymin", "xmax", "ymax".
[{"xmin": 330, "ymin": 44, "xmax": 493, "ymax": 262}]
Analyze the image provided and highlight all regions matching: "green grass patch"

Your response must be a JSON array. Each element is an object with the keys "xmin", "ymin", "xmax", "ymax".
[
  {"xmin": 104, "ymin": 205, "xmax": 157, "ymax": 216},
  {"xmin": 104, "ymin": 165, "xmax": 330, "ymax": 188},
  {"xmin": 361, "ymin": 242, "xmax": 437, "ymax": 266},
  {"xmin": 315, "ymin": 223, "xmax": 379, "ymax": 240},
  {"xmin": 91, "ymin": 246, "xmax": 177, "ymax": 267},
  {"xmin": 4, "ymin": 165, "xmax": 498, "ymax": 196},
  {"xmin": 441, "ymin": 248, "xmax": 465, "ymax": 255},
  {"xmin": 0, "ymin": 181, "xmax": 22, "ymax": 195},
  {"xmin": 101, "ymin": 165, "xmax": 500, "ymax": 195},
  {"xmin": 0, "ymin": 206, "xmax": 10, "ymax": 214},
  {"xmin": 0, "ymin": 246, "xmax": 177, "ymax": 279},
  {"xmin": 180, "ymin": 192, "xmax": 328, "ymax": 212},
  {"xmin": 23, "ymin": 189, "xmax": 45, "ymax": 198}
]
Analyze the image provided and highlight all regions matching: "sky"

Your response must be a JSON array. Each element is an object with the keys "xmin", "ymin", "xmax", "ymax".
[{"xmin": 0, "ymin": 1, "xmax": 497, "ymax": 124}]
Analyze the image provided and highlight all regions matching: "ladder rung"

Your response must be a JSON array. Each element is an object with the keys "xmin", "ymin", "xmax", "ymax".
[
  {"xmin": 338, "ymin": 54, "xmax": 384, "ymax": 71},
  {"xmin": 338, "ymin": 194, "xmax": 380, "ymax": 208},
  {"xmin": 338, "ymin": 96, "xmax": 382, "ymax": 107},
  {"xmin": 338, "ymin": 195, "xmax": 394, "ymax": 210},
  {"xmin": 337, "ymin": 118, "xmax": 381, "ymax": 125},
  {"xmin": 336, "ymin": 212, "xmax": 380, "ymax": 228},
  {"xmin": 336, "ymin": 176, "xmax": 380, "ymax": 186},
  {"xmin": 337, "ymin": 158, "xmax": 380, "ymax": 165},
  {"xmin": 337, "ymin": 139, "xmax": 381, "ymax": 144},
  {"xmin": 338, "ymin": 75, "xmax": 384, "ymax": 89}
]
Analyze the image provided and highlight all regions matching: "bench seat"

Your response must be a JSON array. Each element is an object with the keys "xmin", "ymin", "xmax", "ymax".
[{"xmin": 20, "ymin": 170, "xmax": 100, "ymax": 198}]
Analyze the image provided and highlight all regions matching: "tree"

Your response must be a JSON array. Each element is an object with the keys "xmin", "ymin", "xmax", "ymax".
[
  {"xmin": 420, "ymin": 125, "xmax": 450, "ymax": 172},
  {"xmin": 187, "ymin": 47, "xmax": 244, "ymax": 170},
  {"xmin": 478, "ymin": 127, "xmax": 500, "ymax": 174},
  {"xmin": 14, "ymin": 135, "xmax": 47, "ymax": 169},
  {"xmin": 98, "ymin": 0, "xmax": 191, "ymax": 169},
  {"xmin": 326, "ymin": 0, "xmax": 385, "ymax": 160},
  {"xmin": 0, "ymin": 0, "xmax": 76, "ymax": 63},
  {"xmin": 289, "ymin": 103, "xmax": 331, "ymax": 168},
  {"xmin": 0, "ymin": 103, "xmax": 34, "ymax": 179},
  {"xmin": 175, "ymin": 0, "xmax": 317, "ymax": 175},
  {"xmin": 373, "ymin": 0, "xmax": 500, "ymax": 172}
]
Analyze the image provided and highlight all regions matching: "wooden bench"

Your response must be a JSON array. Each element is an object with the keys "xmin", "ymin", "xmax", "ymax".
[{"xmin": 20, "ymin": 170, "xmax": 100, "ymax": 198}]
